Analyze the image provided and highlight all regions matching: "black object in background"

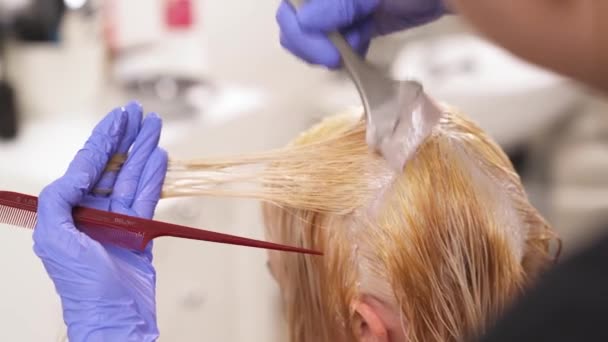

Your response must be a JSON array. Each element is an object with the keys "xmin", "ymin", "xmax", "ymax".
[
  {"xmin": 0, "ymin": 80, "xmax": 16, "ymax": 139},
  {"xmin": 477, "ymin": 226, "xmax": 608, "ymax": 342},
  {"xmin": 0, "ymin": 27, "xmax": 16, "ymax": 140},
  {"xmin": 506, "ymin": 144, "xmax": 529, "ymax": 174},
  {"xmin": 0, "ymin": 0, "xmax": 67, "ymax": 140},
  {"xmin": 13, "ymin": 0, "xmax": 65, "ymax": 42}
]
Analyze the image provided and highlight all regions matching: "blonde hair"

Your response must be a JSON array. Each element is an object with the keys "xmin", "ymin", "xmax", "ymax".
[{"xmin": 132, "ymin": 105, "xmax": 559, "ymax": 342}]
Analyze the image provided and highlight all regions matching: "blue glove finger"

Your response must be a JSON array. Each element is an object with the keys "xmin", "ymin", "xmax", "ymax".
[
  {"xmin": 65, "ymin": 108, "xmax": 128, "ymax": 192},
  {"xmin": 118, "ymin": 101, "xmax": 144, "ymax": 153},
  {"xmin": 347, "ymin": 18, "xmax": 373, "ymax": 56},
  {"xmin": 277, "ymin": 1, "xmax": 373, "ymax": 68},
  {"xmin": 110, "ymin": 113, "xmax": 163, "ymax": 213},
  {"xmin": 132, "ymin": 148, "xmax": 168, "ymax": 219},
  {"xmin": 105, "ymin": 148, "xmax": 167, "ymax": 266},
  {"xmin": 278, "ymin": 1, "xmax": 337, "ymax": 67},
  {"xmin": 34, "ymin": 109, "xmax": 128, "ymax": 253},
  {"xmin": 93, "ymin": 101, "xmax": 143, "ymax": 195},
  {"xmin": 296, "ymin": 0, "xmax": 379, "ymax": 32},
  {"xmin": 132, "ymin": 147, "xmax": 168, "ymax": 260}
]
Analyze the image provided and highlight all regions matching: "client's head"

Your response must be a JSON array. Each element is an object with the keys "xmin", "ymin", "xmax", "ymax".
[{"xmin": 262, "ymin": 107, "xmax": 558, "ymax": 342}]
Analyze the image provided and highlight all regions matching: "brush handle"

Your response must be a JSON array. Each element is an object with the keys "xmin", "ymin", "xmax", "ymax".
[{"xmin": 286, "ymin": 0, "xmax": 380, "ymax": 125}]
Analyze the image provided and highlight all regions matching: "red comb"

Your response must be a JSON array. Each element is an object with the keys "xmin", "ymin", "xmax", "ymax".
[{"xmin": 0, "ymin": 191, "xmax": 322, "ymax": 255}]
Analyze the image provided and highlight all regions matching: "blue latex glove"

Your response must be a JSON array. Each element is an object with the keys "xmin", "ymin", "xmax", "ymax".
[
  {"xmin": 277, "ymin": 0, "xmax": 450, "ymax": 68},
  {"xmin": 32, "ymin": 101, "xmax": 168, "ymax": 341}
]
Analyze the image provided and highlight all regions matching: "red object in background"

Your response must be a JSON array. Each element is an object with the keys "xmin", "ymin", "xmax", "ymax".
[
  {"xmin": 102, "ymin": 0, "xmax": 118, "ymax": 55},
  {"xmin": 166, "ymin": 0, "xmax": 193, "ymax": 28}
]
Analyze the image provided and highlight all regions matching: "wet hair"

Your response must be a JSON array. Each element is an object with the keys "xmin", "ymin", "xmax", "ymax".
[{"xmin": 161, "ymin": 105, "xmax": 559, "ymax": 342}]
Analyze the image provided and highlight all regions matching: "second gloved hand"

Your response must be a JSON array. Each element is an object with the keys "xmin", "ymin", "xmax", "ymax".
[
  {"xmin": 33, "ymin": 102, "xmax": 167, "ymax": 341},
  {"xmin": 277, "ymin": 0, "xmax": 450, "ymax": 68}
]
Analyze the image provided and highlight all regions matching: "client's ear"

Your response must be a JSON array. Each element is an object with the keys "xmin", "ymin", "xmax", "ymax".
[{"xmin": 352, "ymin": 299, "xmax": 390, "ymax": 342}]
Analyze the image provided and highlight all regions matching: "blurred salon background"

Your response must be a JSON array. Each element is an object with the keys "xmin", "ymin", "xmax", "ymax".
[{"xmin": 0, "ymin": 0, "xmax": 606, "ymax": 341}]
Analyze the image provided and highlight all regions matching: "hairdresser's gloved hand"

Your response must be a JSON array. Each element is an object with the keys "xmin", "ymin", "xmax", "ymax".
[
  {"xmin": 32, "ymin": 101, "xmax": 167, "ymax": 341},
  {"xmin": 277, "ymin": 0, "xmax": 450, "ymax": 68}
]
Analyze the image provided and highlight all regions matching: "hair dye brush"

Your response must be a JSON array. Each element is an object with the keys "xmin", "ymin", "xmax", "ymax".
[
  {"xmin": 0, "ymin": 190, "xmax": 321, "ymax": 255},
  {"xmin": 288, "ymin": 0, "xmax": 443, "ymax": 171}
]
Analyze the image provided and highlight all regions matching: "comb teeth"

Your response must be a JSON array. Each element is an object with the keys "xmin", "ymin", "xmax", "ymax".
[{"xmin": 0, "ymin": 204, "xmax": 37, "ymax": 229}]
